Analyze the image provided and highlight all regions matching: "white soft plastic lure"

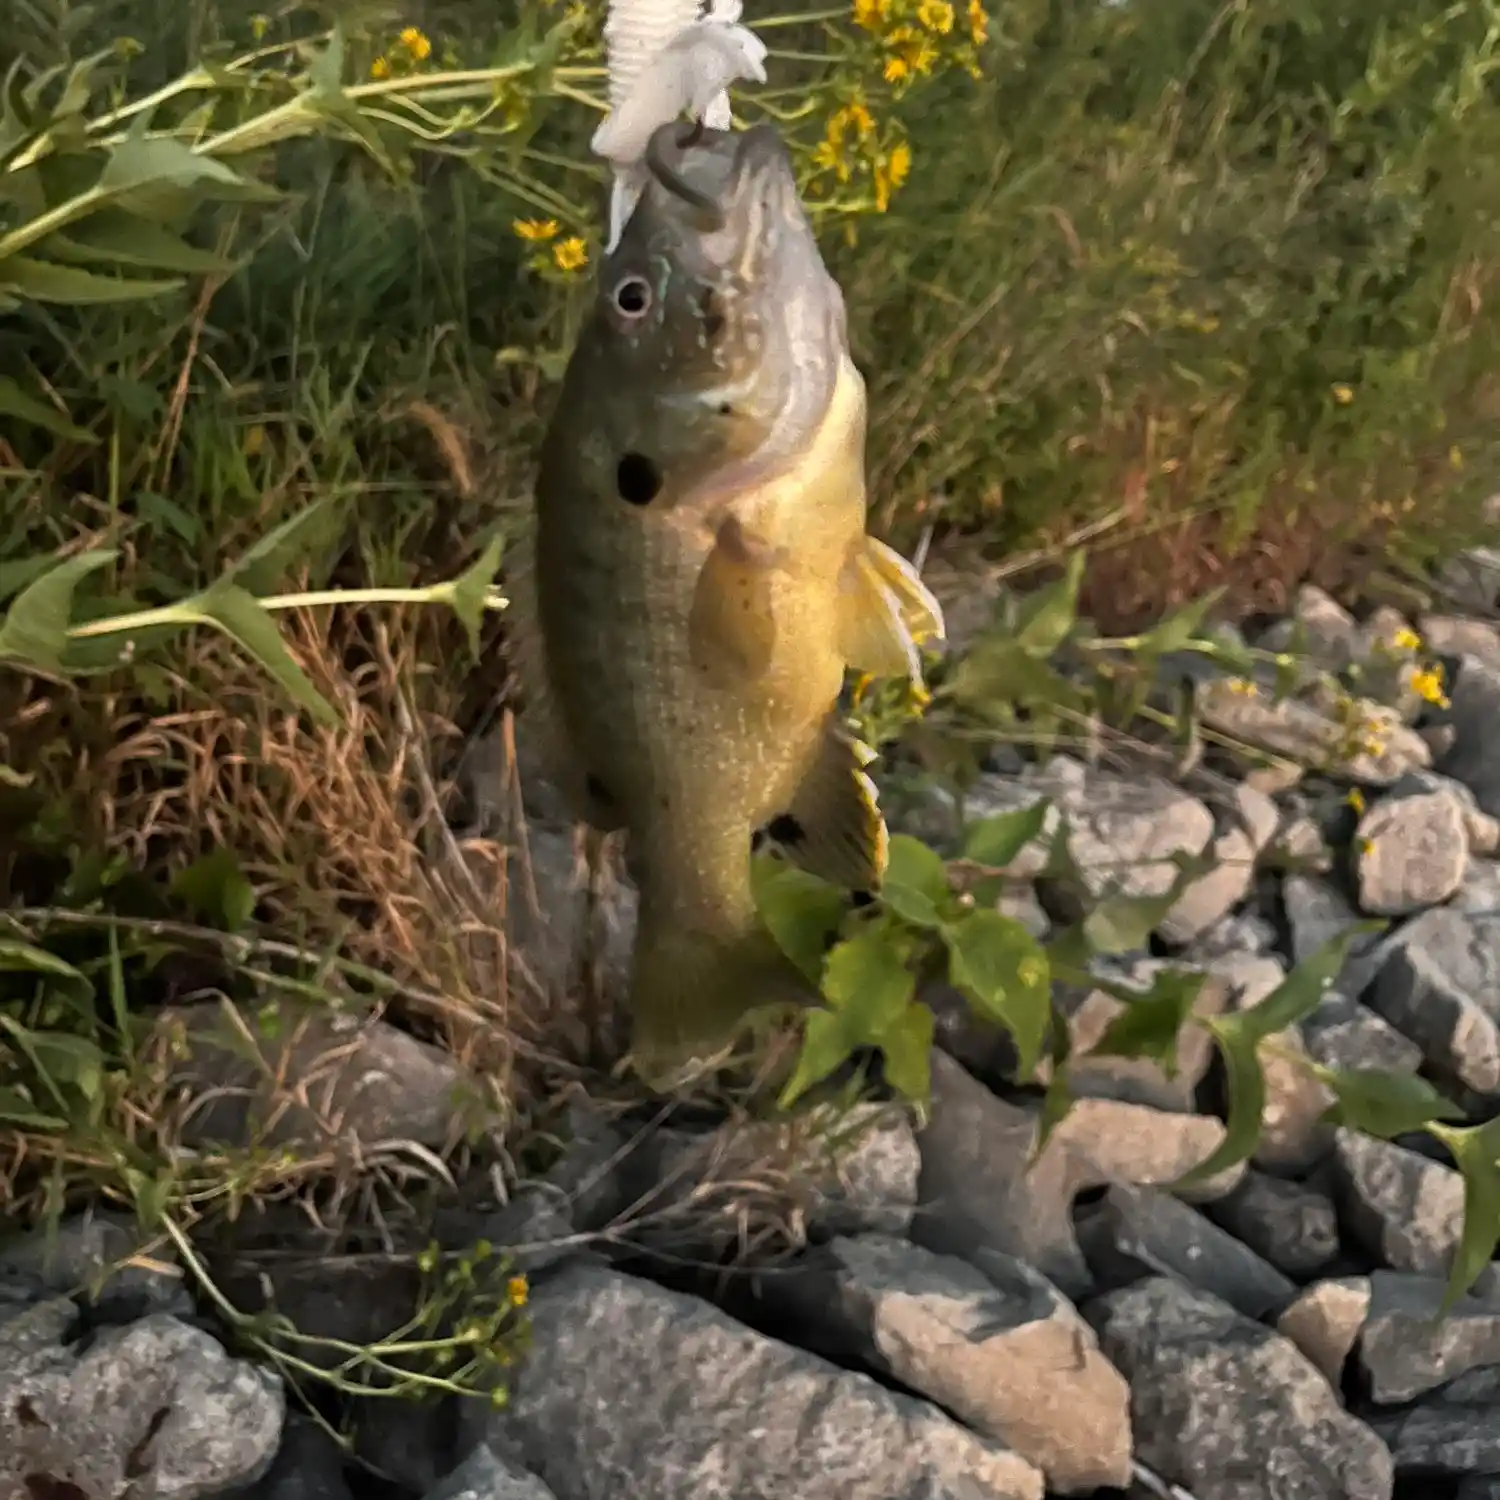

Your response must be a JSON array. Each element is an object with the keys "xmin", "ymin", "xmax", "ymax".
[{"xmin": 593, "ymin": 0, "xmax": 769, "ymax": 250}]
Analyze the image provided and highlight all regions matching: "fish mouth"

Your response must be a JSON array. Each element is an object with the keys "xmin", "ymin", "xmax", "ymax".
[{"xmin": 643, "ymin": 121, "xmax": 794, "ymax": 236}]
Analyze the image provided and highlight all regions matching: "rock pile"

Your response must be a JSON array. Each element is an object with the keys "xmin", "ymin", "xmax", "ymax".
[{"xmin": 9, "ymin": 577, "xmax": 1500, "ymax": 1499}]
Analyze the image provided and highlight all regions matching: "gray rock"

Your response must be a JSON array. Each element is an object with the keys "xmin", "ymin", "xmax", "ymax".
[
  {"xmin": 355, "ymin": 1397, "xmax": 456, "ymax": 1492},
  {"xmin": 1358, "ymin": 1270, "xmax": 1500, "ymax": 1403},
  {"xmin": 1183, "ymin": 910, "xmax": 1280, "ymax": 962},
  {"xmin": 1199, "ymin": 679, "xmax": 1430, "ymax": 785},
  {"xmin": 1438, "ymin": 654, "xmax": 1500, "ymax": 816},
  {"xmin": 0, "ymin": 1299, "xmax": 284, "ymax": 1500},
  {"xmin": 1371, "ymin": 1402, "xmax": 1500, "ymax": 1477},
  {"xmin": 1282, "ymin": 875, "xmax": 1389, "ymax": 996},
  {"xmin": 1437, "ymin": 547, "xmax": 1500, "ymax": 614},
  {"xmin": 1302, "ymin": 991, "xmax": 1424, "ymax": 1076},
  {"xmin": 0, "ymin": 1208, "xmax": 188, "ymax": 1322},
  {"xmin": 245, "ymin": 1418, "xmax": 352, "ymax": 1500},
  {"xmin": 1420, "ymin": 614, "xmax": 1500, "ymax": 668},
  {"xmin": 155, "ymin": 1001, "xmax": 486, "ymax": 1152},
  {"xmin": 1203, "ymin": 1170, "xmax": 1340, "ymax": 1278},
  {"xmin": 1273, "ymin": 813, "xmax": 1336, "ymax": 874},
  {"xmin": 1087, "ymin": 1277, "xmax": 1394, "ymax": 1500},
  {"xmin": 1331, "ymin": 1130, "xmax": 1493, "ymax": 1289},
  {"xmin": 1354, "ymin": 784, "xmax": 1470, "ymax": 914},
  {"xmin": 1366, "ymin": 907, "xmax": 1500, "ymax": 1091},
  {"xmin": 1076, "ymin": 1184, "xmax": 1296, "ymax": 1320},
  {"xmin": 468, "ymin": 1263, "xmax": 1045, "ymax": 1499},
  {"xmin": 1257, "ymin": 586, "xmax": 1359, "ymax": 668},
  {"xmin": 916, "ymin": 1056, "xmax": 1243, "ymax": 1301},
  {"xmin": 771, "ymin": 1233, "xmax": 1132, "ymax": 1494},
  {"xmin": 1459, "ymin": 1478, "xmax": 1500, "ymax": 1500},
  {"xmin": 426, "ymin": 1444, "xmax": 556, "ymax": 1500},
  {"xmin": 1276, "ymin": 1276, "xmax": 1371, "ymax": 1385},
  {"xmin": 1157, "ymin": 817, "xmax": 1257, "ymax": 946}
]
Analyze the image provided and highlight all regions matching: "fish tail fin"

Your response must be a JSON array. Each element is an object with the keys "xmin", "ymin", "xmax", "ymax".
[{"xmin": 627, "ymin": 910, "xmax": 810, "ymax": 1089}]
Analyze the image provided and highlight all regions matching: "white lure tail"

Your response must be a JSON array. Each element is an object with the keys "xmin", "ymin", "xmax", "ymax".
[{"xmin": 593, "ymin": 0, "xmax": 769, "ymax": 250}]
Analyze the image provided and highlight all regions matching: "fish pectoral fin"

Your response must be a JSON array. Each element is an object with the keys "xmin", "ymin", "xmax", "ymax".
[
  {"xmin": 764, "ymin": 717, "xmax": 888, "ymax": 892},
  {"xmin": 687, "ymin": 512, "xmax": 784, "ymax": 681},
  {"xmin": 836, "ymin": 542, "xmax": 920, "ymax": 682},
  {"xmin": 864, "ymin": 535, "xmax": 947, "ymax": 647}
]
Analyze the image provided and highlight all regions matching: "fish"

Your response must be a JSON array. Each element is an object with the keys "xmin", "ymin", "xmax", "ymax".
[{"xmin": 507, "ymin": 119, "xmax": 944, "ymax": 1086}]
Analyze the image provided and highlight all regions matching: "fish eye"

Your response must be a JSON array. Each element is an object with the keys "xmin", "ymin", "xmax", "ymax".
[{"xmin": 612, "ymin": 275, "xmax": 652, "ymax": 319}]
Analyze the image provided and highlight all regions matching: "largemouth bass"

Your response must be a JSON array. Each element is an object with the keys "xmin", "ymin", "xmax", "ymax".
[{"xmin": 509, "ymin": 120, "xmax": 943, "ymax": 1084}]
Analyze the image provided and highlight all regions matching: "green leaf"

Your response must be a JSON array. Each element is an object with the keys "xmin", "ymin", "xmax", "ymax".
[
  {"xmin": 1173, "ymin": 1012, "xmax": 1265, "ymax": 1191},
  {"xmin": 779, "ymin": 1008, "xmax": 855, "ymax": 1110},
  {"xmin": 171, "ymin": 846, "xmax": 256, "ymax": 932},
  {"xmin": 0, "ymin": 376, "xmax": 95, "ymax": 442},
  {"xmin": 1014, "ymin": 550, "xmax": 1084, "ymax": 656},
  {"xmin": 961, "ymin": 798, "xmax": 1051, "ymax": 869},
  {"xmin": 1091, "ymin": 968, "xmax": 1208, "ymax": 1073},
  {"xmin": 880, "ymin": 1001, "xmax": 934, "ymax": 1106},
  {"xmin": 0, "ymin": 256, "xmax": 184, "ymax": 304},
  {"xmin": 443, "ymin": 534, "xmax": 505, "ymax": 658},
  {"xmin": 216, "ymin": 495, "xmax": 338, "ymax": 597},
  {"xmin": 1317, "ymin": 1066, "xmax": 1465, "ymax": 1140},
  {"xmin": 752, "ymin": 856, "xmax": 847, "ymax": 985},
  {"xmin": 821, "ymin": 928, "xmax": 916, "ymax": 1039},
  {"xmin": 100, "ymin": 131, "xmax": 257, "ymax": 195},
  {"xmin": 1237, "ymin": 922, "xmax": 1387, "ymax": 1041},
  {"xmin": 43, "ymin": 212, "xmax": 233, "ymax": 274},
  {"xmin": 183, "ymin": 584, "xmax": 339, "ymax": 727},
  {"xmin": 1429, "ymin": 1118, "xmax": 1500, "ymax": 1309},
  {"xmin": 1034, "ymin": 1055, "xmax": 1075, "ymax": 1162},
  {"xmin": 944, "ymin": 908, "xmax": 1051, "ymax": 1077},
  {"xmin": 1136, "ymin": 589, "xmax": 1225, "ymax": 659},
  {"xmin": 880, "ymin": 834, "xmax": 950, "ymax": 928},
  {"xmin": 0, "ymin": 548, "xmax": 117, "ymax": 675},
  {"xmin": 0, "ymin": 1087, "xmax": 66, "ymax": 1131},
  {"xmin": 0, "ymin": 940, "xmax": 86, "ymax": 982}
]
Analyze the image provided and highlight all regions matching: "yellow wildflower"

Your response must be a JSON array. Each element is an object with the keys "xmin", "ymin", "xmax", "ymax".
[
  {"xmin": 853, "ymin": 0, "xmax": 888, "ymax": 30},
  {"xmin": 872, "ymin": 140, "xmax": 911, "ymax": 211},
  {"xmin": 1392, "ymin": 626, "xmax": 1422, "ymax": 652},
  {"xmin": 399, "ymin": 25, "xmax": 433, "ymax": 61},
  {"xmin": 513, "ymin": 217, "xmax": 559, "ymax": 241},
  {"xmin": 1358, "ymin": 837, "xmax": 1375, "ymax": 857},
  {"xmin": 507, "ymin": 1274, "xmax": 529, "ymax": 1307},
  {"xmin": 1450, "ymin": 445, "xmax": 1465, "ymax": 471},
  {"xmin": 1331, "ymin": 382, "xmax": 1354, "ymax": 406},
  {"xmin": 811, "ymin": 140, "xmax": 850, "ymax": 182},
  {"xmin": 1226, "ymin": 677, "xmax": 1258, "ymax": 697},
  {"xmin": 829, "ymin": 100, "xmax": 875, "ymax": 143},
  {"xmin": 917, "ymin": 0, "xmax": 955, "ymax": 33},
  {"xmin": 883, "ymin": 53, "xmax": 909, "ymax": 83},
  {"xmin": 369, "ymin": 55, "xmax": 391, "ymax": 79},
  {"xmin": 1409, "ymin": 665, "xmax": 1451, "ymax": 710},
  {"xmin": 1345, "ymin": 788, "xmax": 1365, "ymax": 815},
  {"xmin": 552, "ymin": 236, "xmax": 588, "ymax": 273},
  {"xmin": 967, "ymin": 0, "xmax": 989, "ymax": 45}
]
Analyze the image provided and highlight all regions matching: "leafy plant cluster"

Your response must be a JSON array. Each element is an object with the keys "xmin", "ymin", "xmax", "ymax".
[{"xmin": 759, "ymin": 553, "xmax": 1500, "ymax": 1309}]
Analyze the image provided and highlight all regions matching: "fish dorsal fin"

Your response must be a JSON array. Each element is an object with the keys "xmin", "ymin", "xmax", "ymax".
[
  {"xmin": 503, "ymin": 521, "xmax": 625, "ymax": 831},
  {"xmin": 764, "ymin": 716, "xmax": 888, "ymax": 892},
  {"xmin": 835, "ymin": 534, "xmax": 946, "ymax": 686}
]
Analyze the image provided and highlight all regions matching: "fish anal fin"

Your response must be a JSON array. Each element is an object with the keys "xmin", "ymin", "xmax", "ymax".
[{"xmin": 764, "ymin": 718, "xmax": 888, "ymax": 892}]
